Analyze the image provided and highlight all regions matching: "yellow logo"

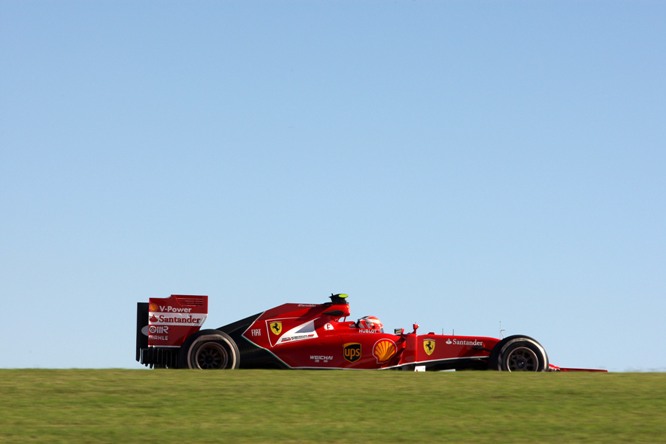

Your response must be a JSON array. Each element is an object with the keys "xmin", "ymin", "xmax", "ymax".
[
  {"xmin": 343, "ymin": 343, "xmax": 362, "ymax": 362},
  {"xmin": 423, "ymin": 339, "xmax": 435, "ymax": 356},
  {"xmin": 373, "ymin": 339, "xmax": 397, "ymax": 364},
  {"xmin": 269, "ymin": 321, "xmax": 282, "ymax": 336}
]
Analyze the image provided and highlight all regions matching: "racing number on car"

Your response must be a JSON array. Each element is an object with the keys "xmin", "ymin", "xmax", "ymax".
[
  {"xmin": 423, "ymin": 339, "xmax": 435, "ymax": 356},
  {"xmin": 270, "ymin": 321, "xmax": 282, "ymax": 336}
]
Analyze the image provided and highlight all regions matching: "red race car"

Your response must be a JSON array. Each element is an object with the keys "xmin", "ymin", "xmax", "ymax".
[{"xmin": 135, "ymin": 293, "xmax": 605, "ymax": 372}]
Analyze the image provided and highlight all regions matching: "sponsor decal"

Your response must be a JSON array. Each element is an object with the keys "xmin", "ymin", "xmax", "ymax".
[
  {"xmin": 358, "ymin": 329, "xmax": 379, "ymax": 334},
  {"xmin": 343, "ymin": 343, "xmax": 362, "ymax": 362},
  {"xmin": 310, "ymin": 355, "xmax": 334, "ymax": 364},
  {"xmin": 149, "ymin": 303, "xmax": 194, "ymax": 314},
  {"xmin": 147, "ymin": 295, "xmax": 207, "ymax": 347},
  {"xmin": 148, "ymin": 307, "xmax": 206, "ymax": 328},
  {"xmin": 251, "ymin": 328, "xmax": 262, "ymax": 337},
  {"xmin": 149, "ymin": 314, "xmax": 204, "ymax": 325},
  {"xmin": 147, "ymin": 325, "xmax": 170, "ymax": 341},
  {"xmin": 423, "ymin": 339, "xmax": 435, "ymax": 356},
  {"xmin": 160, "ymin": 305, "xmax": 192, "ymax": 313},
  {"xmin": 270, "ymin": 321, "xmax": 283, "ymax": 336},
  {"xmin": 372, "ymin": 339, "xmax": 397, "ymax": 364},
  {"xmin": 149, "ymin": 325, "xmax": 169, "ymax": 335},
  {"xmin": 324, "ymin": 323, "xmax": 334, "ymax": 331},
  {"xmin": 277, "ymin": 333, "xmax": 316, "ymax": 343},
  {"xmin": 445, "ymin": 338, "xmax": 484, "ymax": 347},
  {"xmin": 275, "ymin": 320, "xmax": 319, "ymax": 345}
]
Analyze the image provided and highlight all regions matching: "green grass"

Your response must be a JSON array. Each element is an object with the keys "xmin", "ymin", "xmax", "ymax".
[{"xmin": 1, "ymin": 370, "xmax": 664, "ymax": 443}]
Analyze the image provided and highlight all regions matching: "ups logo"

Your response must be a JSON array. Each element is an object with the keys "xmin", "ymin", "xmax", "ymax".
[{"xmin": 343, "ymin": 343, "xmax": 362, "ymax": 362}]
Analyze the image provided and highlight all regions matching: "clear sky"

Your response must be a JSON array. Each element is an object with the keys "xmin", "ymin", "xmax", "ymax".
[{"xmin": 1, "ymin": 1, "xmax": 664, "ymax": 372}]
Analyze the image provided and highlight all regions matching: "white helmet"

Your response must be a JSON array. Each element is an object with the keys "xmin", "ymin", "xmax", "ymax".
[{"xmin": 357, "ymin": 316, "xmax": 384, "ymax": 333}]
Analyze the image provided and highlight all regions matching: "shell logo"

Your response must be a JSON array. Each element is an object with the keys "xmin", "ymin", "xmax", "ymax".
[
  {"xmin": 149, "ymin": 303, "xmax": 159, "ymax": 312},
  {"xmin": 372, "ymin": 339, "xmax": 397, "ymax": 364}
]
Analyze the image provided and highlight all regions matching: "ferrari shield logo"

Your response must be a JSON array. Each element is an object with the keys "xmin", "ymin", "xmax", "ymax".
[
  {"xmin": 343, "ymin": 343, "xmax": 362, "ymax": 362},
  {"xmin": 423, "ymin": 339, "xmax": 435, "ymax": 356},
  {"xmin": 269, "ymin": 321, "xmax": 282, "ymax": 336}
]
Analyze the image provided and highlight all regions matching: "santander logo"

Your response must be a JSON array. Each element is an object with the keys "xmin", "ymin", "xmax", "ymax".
[{"xmin": 149, "ymin": 306, "xmax": 206, "ymax": 326}]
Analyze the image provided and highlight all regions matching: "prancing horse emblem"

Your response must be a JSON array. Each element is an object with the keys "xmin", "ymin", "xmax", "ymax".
[
  {"xmin": 423, "ymin": 339, "xmax": 435, "ymax": 356},
  {"xmin": 270, "ymin": 321, "xmax": 282, "ymax": 336}
]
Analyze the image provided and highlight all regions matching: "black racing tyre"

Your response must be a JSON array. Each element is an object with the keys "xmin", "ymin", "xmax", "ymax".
[
  {"xmin": 178, "ymin": 329, "xmax": 240, "ymax": 369},
  {"xmin": 489, "ymin": 335, "xmax": 549, "ymax": 372}
]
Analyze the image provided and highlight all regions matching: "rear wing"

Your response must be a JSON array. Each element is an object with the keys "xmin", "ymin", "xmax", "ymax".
[{"xmin": 135, "ymin": 295, "xmax": 208, "ymax": 367}]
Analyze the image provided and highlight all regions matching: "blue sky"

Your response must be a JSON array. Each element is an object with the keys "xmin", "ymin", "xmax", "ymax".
[{"xmin": 1, "ymin": 1, "xmax": 664, "ymax": 371}]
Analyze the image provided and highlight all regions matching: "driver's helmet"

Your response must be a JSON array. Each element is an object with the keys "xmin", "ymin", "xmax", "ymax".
[{"xmin": 357, "ymin": 315, "xmax": 384, "ymax": 333}]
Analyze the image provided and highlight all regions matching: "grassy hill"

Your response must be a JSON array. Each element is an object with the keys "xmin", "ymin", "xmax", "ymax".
[{"xmin": 1, "ymin": 369, "xmax": 664, "ymax": 443}]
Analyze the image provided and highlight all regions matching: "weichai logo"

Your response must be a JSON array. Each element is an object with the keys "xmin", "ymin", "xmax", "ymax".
[{"xmin": 343, "ymin": 343, "xmax": 361, "ymax": 362}]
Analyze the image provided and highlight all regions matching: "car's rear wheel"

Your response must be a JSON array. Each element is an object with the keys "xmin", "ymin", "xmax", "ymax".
[
  {"xmin": 179, "ymin": 329, "xmax": 240, "ymax": 369},
  {"xmin": 489, "ymin": 335, "xmax": 548, "ymax": 372}
]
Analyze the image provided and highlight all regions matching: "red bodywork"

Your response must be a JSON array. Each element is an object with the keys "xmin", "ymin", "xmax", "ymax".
[{"xmin": 238, "ymin": 299, "xmax": 499, "ymax": 370}]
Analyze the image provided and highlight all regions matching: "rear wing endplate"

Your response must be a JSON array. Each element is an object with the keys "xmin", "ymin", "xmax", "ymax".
[{"xmin": 136, "ymin": 295, "xmax": 208, "ymax": 362}]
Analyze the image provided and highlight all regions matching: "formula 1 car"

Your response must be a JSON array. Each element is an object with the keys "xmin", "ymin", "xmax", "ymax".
[{"xmin": 135, "ymin": 293, "xmax": 606, "ymax": 372}]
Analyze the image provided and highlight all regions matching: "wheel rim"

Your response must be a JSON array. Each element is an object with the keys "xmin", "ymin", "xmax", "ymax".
[
  {"xmin": 194, "ymin": 343, "xmax": 229, "ymax": 369},
  {"xmin": 506, "ymin": 346, "xmax": 539, "ymax": 371}
]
